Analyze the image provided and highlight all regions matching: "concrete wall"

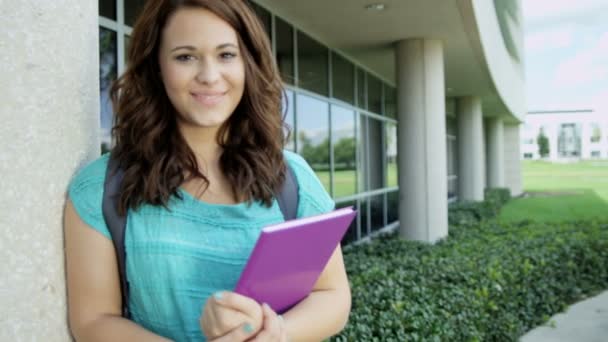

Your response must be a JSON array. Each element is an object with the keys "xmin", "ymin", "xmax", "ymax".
[
  {"xmin": 0, "ymin": 0, "xmax": 99, "ymax": 339},
  {"xmin": 468, "ymin": 0, "xmax": 526, "ymax": 122}
]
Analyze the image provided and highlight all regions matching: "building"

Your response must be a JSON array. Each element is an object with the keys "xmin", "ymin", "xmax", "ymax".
[
  {"xmin": 2, "ymin": 0, "xmax": 525, "ymax": 339},
  {"xmin": 522, "ymin": 110, "xmax": 608, "ymax": 161}
]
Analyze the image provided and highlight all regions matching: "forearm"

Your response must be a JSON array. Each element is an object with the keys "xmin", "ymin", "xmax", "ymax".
[
  {"xmin": 72, "ymin": 314, "xmax": 172, "ymax": 342},
  {"xmin": 282, "ymin": 288, "xmax": 351, "ymax": 342}
]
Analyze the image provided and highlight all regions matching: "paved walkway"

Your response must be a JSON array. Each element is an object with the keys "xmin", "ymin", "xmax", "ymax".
[{"xmin": 520, "ymin": 290, "xmax": 608, "ymax": 342}]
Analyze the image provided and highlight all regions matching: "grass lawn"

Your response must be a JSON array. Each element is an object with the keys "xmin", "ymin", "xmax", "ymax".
[
  {"xmin": 314, "ymin": 163, "xmax": 398, "ymax": 198},
  {"xmin": 500, "ymin": 160, "xmax": 608, "ymax": 222}
]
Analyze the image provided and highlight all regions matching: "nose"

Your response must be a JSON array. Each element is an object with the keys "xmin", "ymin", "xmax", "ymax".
[{"xmin": 195, "ymin": 59, "xmax": 220, "ymax": 85}]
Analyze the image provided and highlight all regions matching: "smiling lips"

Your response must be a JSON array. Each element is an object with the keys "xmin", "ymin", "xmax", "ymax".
[{"xmin": 191, "ymin": 91, "xmax": 226, "ymax": 106}]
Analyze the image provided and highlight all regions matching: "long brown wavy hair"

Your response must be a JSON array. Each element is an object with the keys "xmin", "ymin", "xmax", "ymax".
[{"xmin": 110, "ymin": 0, "xmax": 287, "ymax": 215}]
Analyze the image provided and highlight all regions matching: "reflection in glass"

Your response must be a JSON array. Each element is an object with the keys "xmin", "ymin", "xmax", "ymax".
[
  {"xmin": 282, "ymin": 90, "xmax": 295, "ymax": 151},
  {"xmin": 387, "ymin": 190, "xmax": 399, "ymax": 223},
  {"xmin": 331, "ymin": 52, "xmax": 354, "ymax": 105},
  {"xmin": 297, "ymin": 31, "xmax": 328, "ymax": 96},
  {"xmin": 386, "ymin": 123, "xmax": 398, "ymax": 187},
  {"xmin": 384, "ymin": 85, "xmax": 396, "ymax": 118},
  {"xmin": 124, "ymin": 35, "xmax": 131, "ymax": 66},
  {"xmin": 357, "ymin": 69, "xmax": 366, "ymax": 109},
  {"xmin": 367, "ymin": 75, "xmax": 382, "ymax": 114},
  {"xmin": 331, "ymin": 105, "xmax": 357, "ymax": 198},
  {"xmin": 249, "ymin": 2, "xmax": 271, "ymax": 40},
  {"xmin": 125, "ymin": 0, "xmax": 146, "ymax": 27},
  {"xmin": 275, "ymin": 17, "xmax": 294, "ymax": 85},
  {"xmin": 359, "ymin": 198, "xmax": 370, "ymax": 238},
  {"xmin": 358, "ymin": 115, "xmax": 369, "ymax": 192},
  {"xmin": 448, "ymin": 177, "xmax": 458, "ymax": 199},
  {"xmin": 337, "ymin": 201, "xmax": 358, "ymax": 245},
  {"xmin": 296, "ymin": 94, "xmax": 330, "ymax": 193},
  {"xmin": 100, "ymin": 28, "xmax": 117, "ymax": 154},
  {"xmin": 370, "ymin": 194, "xmax": 385, "ymax": 232},
  {"xmin": 368, "ymin": 117, "xmax": 385, "ymax": 190},
  {"xmin": 99, "ymin": 0, "xmax": 116, "ymax": 20}
]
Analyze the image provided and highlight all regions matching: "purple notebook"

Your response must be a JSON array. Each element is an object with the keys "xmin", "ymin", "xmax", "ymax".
[{"xmin": 234, "ymin": 207, "xmax": 356, "ymax": 313}]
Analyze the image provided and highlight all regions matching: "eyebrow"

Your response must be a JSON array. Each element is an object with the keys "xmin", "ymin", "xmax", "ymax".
[{"xmin": 170, "ymin": 43, "xmax": 239, "ymax": 52}]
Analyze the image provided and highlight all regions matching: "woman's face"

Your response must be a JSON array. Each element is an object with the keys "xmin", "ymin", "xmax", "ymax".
[{"xmin": 158, "ymin": 7, "xmax": 246, "ymax": 131}]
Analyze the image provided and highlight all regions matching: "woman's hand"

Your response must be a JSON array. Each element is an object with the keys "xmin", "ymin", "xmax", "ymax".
[
  {"xmin": 248, "ymin": 303, "xmax": 288, "ymax": 342},
  {"xmin": 200, "ymin": 291, "xmax": 263, "ymax": 341}
]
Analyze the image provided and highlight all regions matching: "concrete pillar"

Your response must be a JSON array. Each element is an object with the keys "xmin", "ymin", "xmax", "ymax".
[
  {"xmin": 0, "ymin": 1, "xmax": 99, "ymax": 340},
  {"xmin": 486, "ymin": 117, "xmax": 505, "ymax": 188},
  {"xmin": 457, "ymin": 97, "xmax": 485, "ymax": 201},
  {"xmin": 396, "ymin": 39, "xmax": 448, "ymax": 243},
  {"xmin": 504, "ymin": 123, "xmax": 523, "ymax": 196}
]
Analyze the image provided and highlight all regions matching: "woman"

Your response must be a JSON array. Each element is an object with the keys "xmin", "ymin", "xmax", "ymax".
[{"xmin": 64, "ymin": 0, "xmax": 351, "ymax": 341}]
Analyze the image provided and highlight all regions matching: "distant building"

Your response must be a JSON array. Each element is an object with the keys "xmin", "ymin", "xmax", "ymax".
[{"xmin": 522, "ymin": 110, "xmax": 608, "ymax": 161}]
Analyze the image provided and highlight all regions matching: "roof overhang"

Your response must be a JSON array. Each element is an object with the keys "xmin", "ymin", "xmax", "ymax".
[{"xmin": 255, "ymin": 0, "xmax": 526, "ymax": 123}]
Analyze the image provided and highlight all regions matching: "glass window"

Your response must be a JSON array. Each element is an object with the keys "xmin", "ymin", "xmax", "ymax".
[
  {"xmin": 590, "ymin": 123, "xmax": 601, "ymax": 143},
  {"xmin": 359, "ymin": 198, "xmax": 370, "ymax": 238},
  {"xmin": 331, "ymin": 105, "xmax": 357, "ymax": 198},
  {"xmin": 124, "ymin": 35, "xmax": 131, "ymax": 65},
  {"xmin": 296, "ymin": 94, "xmax": 330, "ymax": 193},
  {"xmin": 249, "ymin": 2, "xmax": 271, "ymax": 40},
  {"xmin": 99, "ymin": 0, "xmax": 116, "ymax": 20},
  {"xmin": 331, "ymin": 52, "xmax": 355, "ymax": 105},
  {"xmin": 367, "ymin": 74, "xmax": 382, "ymax": 114},
  {"xmin": 370, "ymin": 194, "xmax": 385, "ymax": 232},
  {"xmin": 446, "ymin": 117, "xmax": 456, "ymax": 135},
  {"xmin": 356, "ymin": 69, "xmax": 366, "ymax": 109},
  {"xmin": 297, "ymin": 31, "xmax": 328, "ymax": 96},
  {"xmin": 368, "ymin": 118, "xmax": 385, "ymax": 190},
  {"xmin": 384, "ymin": 84, "xmax": 396, "ymax": 118},
  {"xmin": 338, "ymin": 201, "xmax": 359, "ymax": 245},
  {"xmin": 100, "ymin": 28, "xmax": 118, "ymax": 153},
  {"xmin": 282, "ymin": 90, "xmax": 295, "ymax": 151},
  {"xmin": 386, "ymin": 123, "xmax": 398, "ymax": 187},
  {"xmin": 358, "ymin": 115, "xmax": 369, "ymax": 192},
  {"xmin": 447, "ymin": 136, "xmax": 457, "ymax": 177},
  {"xmin": 275, "ymin": 17, "xmax": 294, "ymax": 85},
  {"xmin": 448, "ymin": 177, "xmax": 458, "ymax": 199},
  {"xmin": 387, "ymin": 190, "xmax": 399, "ymax": 223},
  {"xmin": 125, "ymin": 0, "xmax": 146, "ymax": 27}
]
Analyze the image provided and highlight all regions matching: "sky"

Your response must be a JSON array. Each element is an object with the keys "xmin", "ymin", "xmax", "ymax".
[{"xmin": 522, "ymin": 0, "xmax": 608, "ymax": 112}]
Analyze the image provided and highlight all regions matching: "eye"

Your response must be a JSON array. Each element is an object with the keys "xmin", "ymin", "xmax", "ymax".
[
  {"xmin": 220, "ymin": 52, "xmax": 238, "ymax": 60},
  {"xmin": 175, "ymin": 54, "xmax": 196, "ymax": 62}
]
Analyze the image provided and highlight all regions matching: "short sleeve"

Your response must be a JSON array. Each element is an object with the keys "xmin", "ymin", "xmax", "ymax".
[
  {"xmin": 67, "ymin": 154, "xmax": 112, "ymax": 239},
  {"xmin": 283, "ymin": 150, "xmax": 335, "ymax": 218}
]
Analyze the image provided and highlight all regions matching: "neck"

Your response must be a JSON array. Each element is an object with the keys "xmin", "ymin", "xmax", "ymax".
[{"xmin": 178, "ymin": 123, "xmax": 223, "ymax": 169}]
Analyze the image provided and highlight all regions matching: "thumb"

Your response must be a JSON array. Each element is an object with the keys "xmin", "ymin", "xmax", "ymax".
[{"xmin": 213, "ymin": 322, "xmax": 258, "ymax": 342}]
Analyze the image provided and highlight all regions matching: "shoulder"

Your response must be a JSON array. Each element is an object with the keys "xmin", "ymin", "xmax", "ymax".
[
  {"xmin": 67, "ymin": 154, "xmax": 111, "ymax": 239},
  {"xmin": 283, "ymin": 150, "xmax": 335, "ymax": 217}
]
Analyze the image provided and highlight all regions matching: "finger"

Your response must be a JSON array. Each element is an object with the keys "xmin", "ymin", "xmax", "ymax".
[
  {"xmin": 212, "ymin": 321, "xmax": 258, "ymax": 342},
  {"xmin": 260, "ymin": 303, "xmax": 282, "ymax": 341},
  {"xmin": 214, "ymin": 291, "xmax": 263, "ymax": 323}
]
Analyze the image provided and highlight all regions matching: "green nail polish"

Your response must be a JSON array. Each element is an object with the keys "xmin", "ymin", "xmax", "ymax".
[
  {"xmin": 243, "ymin": 323, "xmax": 254, "ymax": 333},
  {"xmin": 214, "ymin": 292, "xmax": 223, "ymax": 300}
]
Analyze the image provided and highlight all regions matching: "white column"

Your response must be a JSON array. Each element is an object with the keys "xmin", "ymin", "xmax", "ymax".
[
  {"xmin": 486, "ymin": 117, "xmax": 505, "ymax": 188},
  {"xmin": 504, "ymin": 123, "xmax": 523, "ymax": 196},
  {"xmin": 457, "ymin": 97, "xmax": 485, "ymax": 201},
  {"xmin": 0, "ymin": 0, "xmax": 99, "ymax": 340},
  {"xmin": 396, "ymin": 39, "xmax": 448, "ymax": 243}
]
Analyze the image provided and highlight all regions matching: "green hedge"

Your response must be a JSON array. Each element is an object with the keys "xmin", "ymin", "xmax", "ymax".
[
  {"xmin": 448, "ymin": 188, "xmax": 511, "ymax": 227},
  {"xmin": 332, "ymin": 219, "xmax": 608, "ymax": 340}
]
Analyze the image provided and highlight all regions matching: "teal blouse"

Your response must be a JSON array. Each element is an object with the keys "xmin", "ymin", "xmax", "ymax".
[{"xmin": 68, "ymin": 150, "xmax": 335, "ymax": 341}]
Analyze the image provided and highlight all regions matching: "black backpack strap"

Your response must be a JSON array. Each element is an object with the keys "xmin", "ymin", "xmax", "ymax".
[
  {"xmin": 277, "ymin": 164, "xmax": 299, "ymax": 221},
  {"xmin": 102, "ymin": 155, "xmax": 130, "ymax": 318}
]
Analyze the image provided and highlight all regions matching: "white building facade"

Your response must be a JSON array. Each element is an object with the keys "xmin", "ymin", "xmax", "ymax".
[{"xmin": 522, "ymin": 110, "xmax": 608, "ymax": 161}]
